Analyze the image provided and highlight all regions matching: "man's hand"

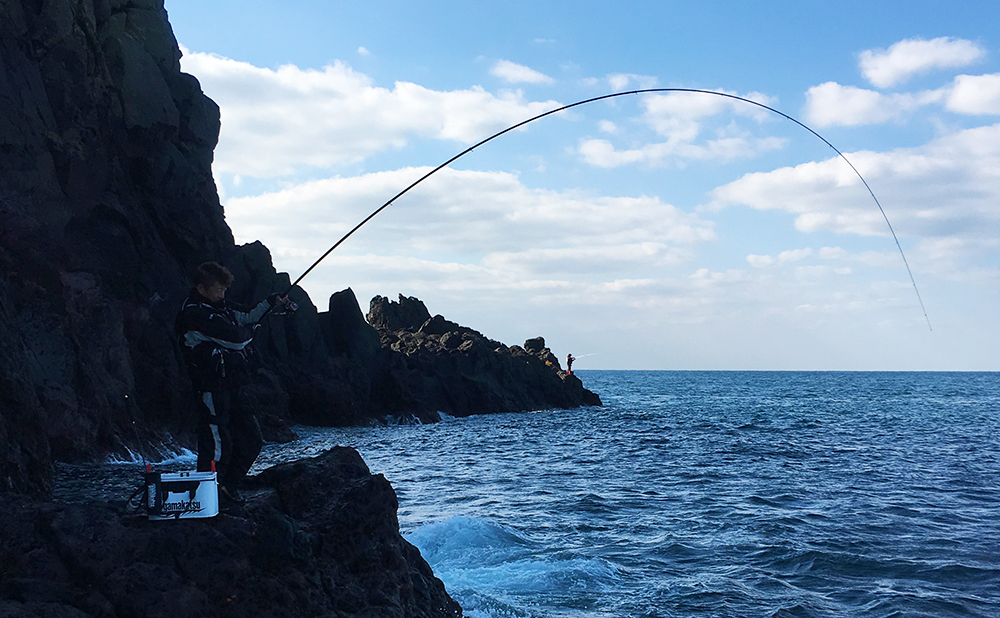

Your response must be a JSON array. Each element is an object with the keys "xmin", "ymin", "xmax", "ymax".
[{"xmin": 268, "ymin": 294, "xmax": 298, "ymax": 313}]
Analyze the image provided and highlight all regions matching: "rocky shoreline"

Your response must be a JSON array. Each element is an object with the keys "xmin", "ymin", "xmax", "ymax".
[
  {"xmin": 0, "ymin": 0, "xmax": 599, "ymax": 497},
  {"xmin": 0, "ymin": 1, "xmax": 601, "ymax": 615}
]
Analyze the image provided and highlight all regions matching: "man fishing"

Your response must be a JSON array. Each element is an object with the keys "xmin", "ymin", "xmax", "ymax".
[{"xmin": 175, "ymin": 261, "xmax": 293, "ymax": 501}]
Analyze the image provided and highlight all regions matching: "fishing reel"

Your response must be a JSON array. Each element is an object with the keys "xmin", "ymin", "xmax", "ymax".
[
  {"xmin": 271, "ymin": 298, "xmax": 299, "ymax": 316},
  {"xmin": 266, "ymin": 293, "xmax": 299, "ymax": 316}
]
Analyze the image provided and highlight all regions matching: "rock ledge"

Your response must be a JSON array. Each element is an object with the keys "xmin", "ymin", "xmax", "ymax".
[{"xmin": 0, "ymin": 448, "xmax": 462, "ymax": 618}]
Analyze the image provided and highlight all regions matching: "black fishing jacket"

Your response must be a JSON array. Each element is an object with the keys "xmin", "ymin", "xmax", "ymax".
[{"xmin": 175, "ymin": 291, "xmax": 274, "ymax": 390}]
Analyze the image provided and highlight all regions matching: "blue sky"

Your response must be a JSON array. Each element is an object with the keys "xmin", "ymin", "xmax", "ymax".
[{"xmin": 163, "ymin": 0, "xmax": 1000, "ymax": 370}]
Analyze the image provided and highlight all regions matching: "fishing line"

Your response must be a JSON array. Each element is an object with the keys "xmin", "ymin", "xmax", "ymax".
[{"xmin": 276, "ymin": 88, "xmax": 932, "ymax": 330}]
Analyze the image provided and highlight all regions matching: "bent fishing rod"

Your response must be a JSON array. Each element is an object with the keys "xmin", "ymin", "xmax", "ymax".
[{"xmin": 270, "ymin": 88, "xmax": 932, "ymax": 330}]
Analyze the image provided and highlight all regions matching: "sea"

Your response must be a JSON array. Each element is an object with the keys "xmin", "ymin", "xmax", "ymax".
[{"xmin": 60, "ymin": 371, "xmax": 1000, "ymax": 617}]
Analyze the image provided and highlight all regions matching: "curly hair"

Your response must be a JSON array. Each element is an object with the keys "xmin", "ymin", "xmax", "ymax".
[{"xmin": 193, "ymin": 261, "xmax": 234, "ymax": 288}]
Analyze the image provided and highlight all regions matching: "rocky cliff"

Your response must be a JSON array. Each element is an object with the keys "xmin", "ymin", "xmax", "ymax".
[
  {"xmin": 0, "ymin": 0, "xmax": 232, "ymax": 497},
  {"xmin": 0, "ymin": 0, "xmax": 601, "ymax": 500}
]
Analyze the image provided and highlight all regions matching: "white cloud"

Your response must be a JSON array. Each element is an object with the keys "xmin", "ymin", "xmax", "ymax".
[
  {"xmin": 805, "ymin": 73, "xmax": 1000, "ymax": 126},
  {"xmin": 746, "ymin": 254, "xmax": 775, "ymax": 268},
  {"xmin": 357, "ymin": 46, "xmax": 371, "ymax": 57},
  {"xmin": 483, "ymin": 243, "xmax": 694, "ymax": 276},
  {"xmin": 226, "ymin": 166, "xmax": 716, "ymax": 271},
  {"xmin": 226, "ymin": 160, "xmax": 943, "ymax": 357},
  {"xmin": 222, "ymin": 160, "xmax": 959, "ymax": 365},
  {"xmin": 747, "ymin": 248, "xmax": 814, "ymax": 268},
  {"xmin": 489, "ymin": 60, "xmax": 554, "ymax": 85},
  {"xmin": 658, "ymin": 89, "xmax": 774, "ymax": 116},
  {"xmin": 804, "ymin": 82, "xmax": 945, "ymax": 127},
  {"xmin": 222, "ymin": 165, "xmax": 730, "ymax": 324},
  {"xmin": 606, "ymin": 73, "xmax": 659, "ymax": 91},
  {"xmin": 179, "ymin": 50, "xmax": 561, "ymax": 177},
  {"xmin": 576, "ymin": 139, "xmax": 648, "ymax": 167},
  {"xmin": 575, "ymin": 90, "xmax": 785, "ymax": 167},
  {"xmin": 639, "ymin": 89, "xmax": 776, "ymax": 139},
  {"xmin": 946, "ymin": 73, "xmax": 1000, "ymax": 114},
  {"xmin": 577, "ymin": 133, "xmax": 785, "ymax": 168},
  {"xmin": 859, "ymin": 37, "xmax": 985, "ymax": 88},
  {"xmin": 708, "ymin": 123, "xmax": 1000, "ymax": 277},
  {"xmin": 597, "ymin": 119, "xmax": 618, "ymax": 134}
]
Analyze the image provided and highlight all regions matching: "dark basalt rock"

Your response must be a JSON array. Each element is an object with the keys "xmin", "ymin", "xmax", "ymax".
[
  {"xmin": 363, "ymin": 296, "xmax": 602, "ymax": 417},
  {"xmin": 0, "ymin": 447, "xmax": 462, "ymax": 618},
  {"xmin": 0, "ymin": 0, "xmax": 231, "ymax": 494},
  {"xmin": 322, "ymin": 288, "xmax": 382, "ymax": 365},
  {"xmin": 367, "ymin": 295, "xmax": 433, "ymax": 333}
]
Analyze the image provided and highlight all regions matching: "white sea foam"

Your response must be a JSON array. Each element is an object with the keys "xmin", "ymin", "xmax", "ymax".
[
  {"xmin": 105, "ymin": 442, "xmax": 197, "ymax": 466},
  {"xmin": 406, "ymin": 516, "xmax": 618, "ymax": 596}
]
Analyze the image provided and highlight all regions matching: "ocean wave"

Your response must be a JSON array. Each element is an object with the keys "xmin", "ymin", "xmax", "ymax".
[{"xmin": 407, "ymin": 516, "xmax": 620, "ymax": 596}]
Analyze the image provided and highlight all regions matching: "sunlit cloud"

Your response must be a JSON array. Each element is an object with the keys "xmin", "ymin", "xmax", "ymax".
[
  {"xmin": 482, "ymin": 243, "xmax": 695, "ymax": 276},
  {"xmin": 805, "ymin": 82, "xmax": 945, "ymax": 127},
  {"xmin": 179, "ymin": 49, "xmax": 561, "ymax": 177},
  {"xmin": 747, "ymin": 248, "xmax": 814, "ymax": 268},
  {"xmin": 575, "ymin": 89, "xmax": 785, "ymax": 167},
  {"xmin": 224, "ymin": 165, "xmax": 721, "ymax": 312},
  {"xmin": 597, "ymin": 120, "xmax": 618, "ymax": 134},
  {"xmin": 606, "ymin": 73, "xmax": 659, "ymax": 91},
  {"xmin": 577, "ymin": 134, "xmax": 785, "ymax": 168},
  {"xmin": 641, "ymin": 89, "xmax": 776, "ymax": 128},
  {"xmin": 859, "ymin": 37, "xmax": 985, "ymax": 88},
  {"xmin": 707, "ymin": 123, "xmax": 1000, "ymax": 277},
  {"xmin": 490, "ymin": 60, "xmax": 554, "ymax": 85},
  {"xmin": 946, "ymin": 73, "xmax": 1000, "ymax": 114},
  {"xmin": 226, "ymin": 166, "xmax": 715, "ymax": 259},
  {"xmin": 806, "ymin": 73, "xmax": 1000, "ymax": 127}
]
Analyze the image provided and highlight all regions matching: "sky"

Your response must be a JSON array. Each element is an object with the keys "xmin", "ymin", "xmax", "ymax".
[{"xmin": 162, "ymin": 0, "xmax": 1000, "ymax": 370}]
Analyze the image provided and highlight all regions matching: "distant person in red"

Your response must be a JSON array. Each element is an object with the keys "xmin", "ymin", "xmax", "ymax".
[
  {"xmin": 566, "ymin": 353, "xmax": 575, "ymax": 374},
  {"xmin": 175, "ymin": 261, "xmax": 292, "ymax": 499}
]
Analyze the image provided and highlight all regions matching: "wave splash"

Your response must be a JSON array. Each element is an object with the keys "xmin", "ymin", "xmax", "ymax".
[{"xmin": 407, "ymin": 516, "xmax": 618, "ymax": 616}]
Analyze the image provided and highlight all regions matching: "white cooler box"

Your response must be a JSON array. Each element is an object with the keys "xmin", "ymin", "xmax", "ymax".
[{"xmin": 146, "ymin": 470, "xmax": 219, "ymax": 520}]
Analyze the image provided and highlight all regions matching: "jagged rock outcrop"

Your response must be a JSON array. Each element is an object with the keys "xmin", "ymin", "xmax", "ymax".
[
  {"xmin": 367, "ymin": 294, "xmax": 432, "ymax": 333},
  {"xmin": 364, "ymin": 295, "xmax": 602, "ymax": 417},
  {"xmin": 0, "ymin": 447, "xmax": 462, "ymax": 618}
]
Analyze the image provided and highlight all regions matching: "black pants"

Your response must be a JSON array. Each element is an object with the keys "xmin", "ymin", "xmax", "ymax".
[{"xmin": 196, "ymin": 387, "xmax": 263, "ymax": 487}]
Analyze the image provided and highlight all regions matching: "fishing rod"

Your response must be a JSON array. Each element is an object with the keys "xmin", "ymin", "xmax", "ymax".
[{"xmin": 271, "ymin": 88, "xmax": 932, "ymax": 330}]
